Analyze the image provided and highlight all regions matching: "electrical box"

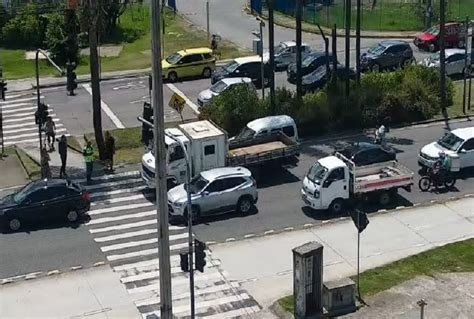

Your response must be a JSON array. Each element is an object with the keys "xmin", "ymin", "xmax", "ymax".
[
  {"xmin": 252, "ymin": 39, "xmax": 262, "ymax": 55},
  {"xmin": 323, "ymin": 278, "xmax": 356, "ymax": 317}
]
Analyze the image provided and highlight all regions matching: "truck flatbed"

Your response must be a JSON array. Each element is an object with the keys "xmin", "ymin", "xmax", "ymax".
[{"xmin": 229, "ymin": 141, "xmax": 288, "ymax": 157}]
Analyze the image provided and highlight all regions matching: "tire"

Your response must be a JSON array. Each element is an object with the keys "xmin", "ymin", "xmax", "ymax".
[
  {"xmin": 370, "ymin": 63, "xmax": 381, "ymax": 72},
  {"xmin": 444, "ymin": 176, "xmax": 456, "ymax": 188},
  {"xmin": 237, "ymin": 196, "xmax": 254, "ymax": 214},
  {"xmin": 202, "ymin": 67, "xmax": 212, "ymax": 78},
  {"xmin": 329, "ymin": 199, "xmax": 344, "ymax": 214},
  {"xmin": 418, "ymin": 177, "xmax": 431, "ymax": 192},
  {"xmin": 168, "ymin": 71, "xmax": 178, "ymax": 83},
  {"xmin": 8, "ymin": 218, "xmax": 21, "ymax": 231},
  {"xmin": 378, "ymin": 191, "xmax": 391, "ymax": 206},
  {"xmin": 67, "ymin": 211, "xmax": 79, "ymax": 222},
  {"xmin": 184, "ymin": 206, "xmax": 200, "ymax": 225}
]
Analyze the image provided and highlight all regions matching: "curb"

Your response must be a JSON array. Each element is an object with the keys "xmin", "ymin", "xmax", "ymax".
[{"xmin": 269, "ymin": 300, "xmax": 294, "ymax": 319}]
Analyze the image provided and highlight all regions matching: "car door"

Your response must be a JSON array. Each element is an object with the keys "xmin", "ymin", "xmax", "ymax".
[
  {"xmin": 176, "ymin": 55, "xmax": 194, "ymax": 77},
  {"xmin": 200, "ymin": 179, "xmax": 227, "ymax": 215},
  {"xmin": 22, "ymin": 189, "xmax": 49, "ymax": 223},
  {"xmin": 201, "ymin": 142, "xmax": 219, "ymax": 171},
  {"xmin": 381, "ymin": 46, "xmax": 396, "ymax": 68},
  {"xmin": 458, "ymin": 138, "xmax": 474, "ymax": 168},
  {"xmin": 48, "ymin": 186, "xmax": 74, "ymax": 219},
  {"xmin": 223, "ymin": 177, "xmax": 248, "ymax": 210},
  {"xmin": 320, "ymin": 167, "xmax": 348, "ymax": 209},
  {"xmin": 447, "ymin": 53, "xmax": 465, "ymax": 75}
]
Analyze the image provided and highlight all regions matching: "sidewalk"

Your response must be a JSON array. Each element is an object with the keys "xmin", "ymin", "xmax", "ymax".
[
  {"xmin": 209, "ymin": 197, "xmax": 474, "ymax": 311},
  {"xmin": 0, "ymin": 265, "xmax": 140, "ymax": 319},
  {"xmin": 0, "ymin": 152, "xmax": 28, "ymax": 189}
]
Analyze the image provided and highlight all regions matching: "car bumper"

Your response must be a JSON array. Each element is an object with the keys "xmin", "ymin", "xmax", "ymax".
[
  {"xmin": 301, "ymin": 189, "xmax": 322, "ymax": 210},
  {"xmin": 418, "ymin": 155, "xmax": 436, "ymax": 168},
  {"xmin": 141, "ymin": 166, "xmax": 156, "ymax": 188},
  {"xmin": 167, "ymin": 202, "xmax": 186, "ymax": 221}
]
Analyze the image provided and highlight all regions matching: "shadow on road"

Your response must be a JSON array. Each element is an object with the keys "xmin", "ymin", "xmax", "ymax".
[{"xmin": 0, "ymin": 214, "xmax": 91, "ymax": 234}]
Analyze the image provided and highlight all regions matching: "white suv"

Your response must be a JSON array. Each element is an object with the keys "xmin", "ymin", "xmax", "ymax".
[{"xmin": 167, "ymin": 167, "xmax": 258, "ymax": 223}]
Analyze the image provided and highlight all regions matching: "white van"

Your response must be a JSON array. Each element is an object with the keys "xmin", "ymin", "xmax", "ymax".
[{"xmin": 234, "ymin": 115, "xmax": 299, "ymax": 142}]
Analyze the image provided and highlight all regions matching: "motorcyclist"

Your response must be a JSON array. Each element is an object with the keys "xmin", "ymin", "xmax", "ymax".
[{"xmin": 432, "ymin": 152, "xmax": 451, "ymax": 181}]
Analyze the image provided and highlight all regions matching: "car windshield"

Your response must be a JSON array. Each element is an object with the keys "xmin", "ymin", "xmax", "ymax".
[
  {"xmin": 236, "ymin": 126, "xmax": 256, "ymax": 139},
  {"xmin": 302, "ymin": 55, "xmax": 318, "ymax": 67},
  {"xmin": 429, "ymin": 52, "xmax": 440, "ymax": 62},
  {"xmin": 187, "ymin": 175, "xmax": 209, "ymax": 194},
  {"xmin": 426, "ymin": 26, "xmax": 440, "ymax": 35},
  {"xmin": 368, "ymin": 43, "xmax": 386, "ymax": 55},
  {"xmin": 13, "ymin": 182, "xmax": 39, "ymax": 204},
  {"xmin": 307, "ymin": 65, "xmax": 327, "ymax": 79},
  {"xmin": 210, "ymin": 81, "xmax": 228, "ymax": 93},
  {"xmin": 437, "ymin": 132, "xmax": 464, "ymax": 151},
  {"xmin": 165, "ymin": 52, "xmax": 182, "ymax": 64},
  {"xmin": 274, "ymin": 43, "xmax": 287, "ymax": 55},
  {"xmin": 224, "ymin": 61, "xmax": 239, "ymax": 73},
  {"xmin": 307, "ymin": 162, "xmax": 328, "ymax": 185}
]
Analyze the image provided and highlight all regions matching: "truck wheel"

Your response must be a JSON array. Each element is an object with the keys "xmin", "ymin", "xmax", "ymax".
[
  {"xmin": 237, "ymin": 196, "xmax": 254, "ymax": 214},
  {"xmin": 329, "ymin": 199, "xmax": 344, "ymax": 214},
  {"xmin": 378, "ymin": 191, "xmax": 391, "ymax": 206}
]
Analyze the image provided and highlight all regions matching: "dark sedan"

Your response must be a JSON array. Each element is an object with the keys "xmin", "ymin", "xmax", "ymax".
[
  {"xmin": 0, "ymin": 179, "xmax": 90, "ymax": 231},
  {"xmin": 302, "ymin": 64, "xmax": 356, "ymax": 93},
  {"xmin": 337, "ymin": 142, "xmax": 396, "ymax": 166},
  {"xmin": 287, "ymin": 52, "xmax": 334, "ymax": 84}
]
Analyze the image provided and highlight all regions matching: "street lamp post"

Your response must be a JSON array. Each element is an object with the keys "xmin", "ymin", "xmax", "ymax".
[{"xmin": 254, "ymin": 18, "xmax": 266, "ymax": 99}]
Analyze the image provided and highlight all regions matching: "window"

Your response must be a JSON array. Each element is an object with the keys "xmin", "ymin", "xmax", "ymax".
[
  {"xmin": 256, "ymin": 130, "xmax": 268, "ymax": 137},
  {"xmin": 270, "ymin": 128, "xmax": 281, "ymax": 134},
  {"xmin": 169, "ymin": 145, "xmax": 185, "ymax": 162},
  {"xmin": 204, "ymin": 145, "xmax": 215, "ymax": 155},
  {"xmin": 461, "ymin": 139, "xmax": 474, "ymax": 151},
  {"xmin": 206, "ymin": 180, "xmax": 226, "ymax": 193},
  {"xmin": 327, "ymin": 167, "xmax": 345, "ymax": 181},
  {"xmin": 282, "ymin": 125, "xmax": 295, "ymax": 137},
  {"xmin": 203, "ymin": 53, "xmax": 212, "ymax": 60},
  {"xmin": 447, "ymin": 54, "xmax": 464, "ymax": 63},
  {"xmin": 180, "ymin": 54, "xmax": 202, "ymax": 64},
  {"xmin": 28, "ymin": 189, "xmax": 48, "ymax": 203},
  {"xmin": 223, "ymin": 177, "xmax": 246, "ymax": 190}
]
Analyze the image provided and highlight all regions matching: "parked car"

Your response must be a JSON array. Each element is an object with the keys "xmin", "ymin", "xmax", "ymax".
[
  {"xmin": 336, "ymin": 142, "xmax": 396, "ymax": 166},
  {"xmin": 286, "ymin": 52, "xmax": 334, "ymax": 84},
  {"xmin": 270, "ymin": 41, "xmax": 312, "ymax": 71},
  {"xmin": 414, "ymin": 22, "xmax": 467, "ymax": 52},
  {"xmin": 211, "ymin": 56, "xmax": 269, "ymax": 88},
  {"xmin": 197, "ymin": 77, "xmax": 254, "ymax": 107},
  {"xmin": 420, "ymin": 48, "xmax": 471, "ymax": 76},
  {"xmin": 301, "ymin": 64, "xmax": 356, "ymax": 93},
  {"xmin": 233, "ymin": 115, "xmax": 299, "ymax": 143},
  {"xmin": 361, "ymin": 40, "xmax": 414, "ymax": 72},
  {"xmin": 167, "ymin": 167, "xmax": 258, "ymax": 223},
  {"xmin": 162, "ymin": 48, "xmax": 215, "ymax": 82},
  {"xmin": 418, "ymin": 127, "xmax": 474, "ymax": 170},
  {"xmin": 0, "ymin": 179, "xmax": 90, "ymax": 231}
]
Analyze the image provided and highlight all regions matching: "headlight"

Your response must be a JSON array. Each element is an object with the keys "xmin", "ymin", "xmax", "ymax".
[{"xmin": 313, "ymin": 190, "xmax": 320, "ymax": 198}]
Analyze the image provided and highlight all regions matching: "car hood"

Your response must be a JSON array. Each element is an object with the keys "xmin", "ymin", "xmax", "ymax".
[
  {"xmin": 361, "ymin": 52, "xmax": 378, "ymax": 60},
  {"xmin": 303, "ymin": 176, "xmax": 321, "ymax": 194},
  {"xmin": 198, "ymin": 89, "xmax": 217, "ymax": 102},
  {"xmin": 416, "ymin": 32, "xmax": 437, "ymax": 42},
  {"xmin": 212, "ymin": 67, "xmax": 228, "ymax": 78},
  {"xmin": 420, "ymin": 141, "xmax": 456, "ymax": 158},
  {"xmin": 161, "ymin": 59, "xmax": 172, "ymax": 69},
  {"xmin": 168, "ymin": 184, "xmax": 188, "ymax": 204},
  {"xmin": 0, "ymin": 194, "xmax": 17, "ymax": 213}
]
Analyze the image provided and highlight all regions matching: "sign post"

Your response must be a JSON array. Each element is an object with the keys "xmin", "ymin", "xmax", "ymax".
[
  {"xmin": 350, "ymin": 209, "xmax": 369, "ymax": 303},
  {"xmin": 169, "ymin": 93, "xmax": 186, "ymax": 122}
]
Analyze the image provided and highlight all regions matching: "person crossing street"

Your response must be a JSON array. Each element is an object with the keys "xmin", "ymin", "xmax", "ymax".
[
  {"xmin": 58, "ymin": 135, "xmax": 68, "ymax": 178},
  {"xmin": 83, "ymin": 136, "xmax": 94, "ymax": 184},
  {"xmin": 44, "ymin": 116, "xmax": 56, "ymax": 152}
]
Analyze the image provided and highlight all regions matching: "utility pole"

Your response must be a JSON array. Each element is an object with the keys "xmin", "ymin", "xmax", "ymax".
[
  {"xmin": 89, "ymin": 0, "xmax": 105, "ymax": 159},
  {"xmin": 296, "ymin": 0, "xmax": 303, "ymax": 102},
  {"xmin": 206, "ymin": 0, "xmax": 210, "ymax": 43},
  {"xmin": 151, "ymin": 0, "xmax": 173, "ymax": 316},
  {"xmin": 468, "ymin": 25, "xmax": 473, "ymax": 112},
  {"xmin": 316, "ymin": 24, "xmax": 330, "ymax": 75},
  {"xmin": 345, "ymin": 0, "xmax": 351, "ymax": 96},
  {"xmin": 355, "ymin": 0, "xmax": 361, "ymax": 84},
  {"xmin": 332, "ymin": 24, "xmax": 337, "ymax": 77},
  {"xmin": 462, "ymin": 16, "xmax": 469, "ymax": 114},
  {"xmin": 268, "ymin": 0, "xmax": 276, "ymax": 114},
  {"xmin": 439, "ymin": 0, "xmax": 446, "ymax": 112}
]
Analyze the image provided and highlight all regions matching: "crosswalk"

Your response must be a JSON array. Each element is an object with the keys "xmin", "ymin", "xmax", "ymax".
[
  {"xmin": 0, "ymin": 92, "xmax": 69, "ymax": 147},
  {"xmin": 85, "ymin": 170, "xmax": 261, "ymax": 318}
]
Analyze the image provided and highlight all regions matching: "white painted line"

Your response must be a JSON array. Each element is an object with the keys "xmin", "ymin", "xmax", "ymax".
[
  {"xmin": 93, "ymin": 261, "xmax": 106, "ymax": 267},
  {"xmin": 47, "ymin": 270, "xmax": 60, "ymax": 276},
  {"xmin": 2, "ymin": 123, "xmax": 64, "ymax": 135},
  {"xmin": 24, "ymin": 272, "xmax": 43, "ymax": 280},
  {"xmin": 206, "ymin": 241, "xmax": 216, "ymax": 245},
  {"xmin": 3, "ymin": 128, "xmax": 67, "ymax": 140},
  {"xmin": 82, "ymin": 84, "xmax": 125, "ymax": 129},
  {"xmin": 101, "ymin": 232, "xmax": 187, "ymax": 253},
  {"xmin": 2, "ymin": 110, "xmax": 37, "ymax": 118},
  {"xmin": 88, "ymin": 210, "xmax": 156, "ymax": 225},
  {"xmin": 2, "ymin": 93, "xmax": 34, "ymax": 100},
  {"xmin": 202, "ymin": 305, "xmax": 261, "ymax": 319},
  {"xmin": 166, "ymin": 83, "xmax": 200, "ymax": 115},
  {"xmin": 172, "ymin": 292, "xmax": 251, "ymax": 316},
  {"xmin": 2, "ymin": 106, "xmax": 38, "ymax": 114},
  {"xmin": 70, "ymin": 265, "xmax": 83, "ymax": 271},
  {"xmin": 321, "ymin": 220, "xmax": 330, "ymax": 224},
  {"xmin": 89, "ymin": 219, "xmax": 157, "ymax": 233},
  {"xmin": 395, "ymin": 206, "xmax": 405, "ymax": 210},
  {"xmin": 264, "ymin": 230, "xmax": 274, "ymax": 235},
  {"xmin": 303, "ymin": 223, "xmax": 313, "ymax": 228},
  {"xmin": 3, "ymin": 113, "xmax": 57, "ymax": 124},
  {"xmin": 90, "ymin": 185, "xmax": 147, "ymax": 198},
  {"xmin": 284, "ymin": 227, "xmax": 294, "ymax": 231},
  {"xmin": 88, "ymin": 202, "xmax": 153, "ymax": 216},
  {"xmin": 107, "ymin": 242, "xmax": 187, "ymax": 261},
  {"xmin": 86, "ymin": 178, "xmax": 142, "ymax": 192},
  {"xmin": 225, "ymin": 238, "xmax": 235, "ymax": 242},
  {"xmin": 95, "ymin": 228, "xmax": 158, "ymax": 242},
  {"xmin": 94, "ymin": 193, "xmax": 147, "ymax": 205},
  {"xmin": 244, "ymin": 234, "xmax": 255, "ymax": 239},
  {"xmin": 80, "ymin": 170, "xmax": 140, "ymax": 187},
  {"xmin": 0, "ymin": 96, "xmax": 43, "ymax": 105},
  {"xmin": 114, "ymin": 257, "xmax": 177, "ymax": 272}
]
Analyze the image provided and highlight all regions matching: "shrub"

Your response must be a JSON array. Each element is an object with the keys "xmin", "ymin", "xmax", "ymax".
[
  {"xmin": 1, "ymin": 4, "xmax": 44, "ymax": 48},
  {"xmin": 297, "ymin": 91, "xmax": 331, "ymax": 135},
  {"xmin": 44, "ymin": 11, "xmax": 80, "ymax": 65}
]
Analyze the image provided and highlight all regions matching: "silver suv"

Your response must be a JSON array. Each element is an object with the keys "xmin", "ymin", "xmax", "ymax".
[{"xmin": 167, "ymin": 167, "xmax": 258, "ymax": 223}]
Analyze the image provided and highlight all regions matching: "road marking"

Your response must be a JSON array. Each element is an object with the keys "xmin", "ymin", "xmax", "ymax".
[
  {"xmin": 0, "ymin": 96, "xmax": 43, "ymax": 105},
  {"xmin": 170, "ymin": 292, "xmax": 250, "ymax": 316},
  {"xmin": 90, "ymin": 185, "xmax": 147, "ymax": 198},
  {"xmin": 264, "ymin": 230, "xmax": 274, "ymax": 235},
  {"xmin": 2, "ymin": 110, "xmax": 37, "ymax": 118},
  {"xmin": 284, "ymin": 227, "xmax": 294, "ymax": 231},
  {"xmin": 2, "ymin": 106, "xmax": 38, "ymax": 114},
  {"xmin": 202, "ymin": 305, "xmax": 261, "ymax": 319},
  {"xmin": 225, "ymin": 238, "xmax": 235, "ymax": 242},
  {"xmin": 4, "ymin": 133, "xmax": 71, "ymax": 146},
  {"xmin": 3, "ymin": 128, "xmax": 67, "ymax": 140},
  {"xmin": 107, "ymin": 242, "xmax": 188, "ymax": 261},
  {"xmin": 114, "ymin": 257, "xmax": 179, "ymax": 272},
  {"xmin": 3, "ymin": 113, "xmax": 56, "ymax": 124},
  {"xmin": 2, "ymin": 123, "xmax": 63, "ymax": 134},
  {"xmin": 88, "ymin": 210, "xmax": 156, "ymax": 225},
  {"xmin": 89, "ymin": 219, "xmax": 157, "ymax": 233},
  {"xmin": 95, "ymin": 227, "xmax": 182, "ymax": 242},
  {"xmin": 93, "ymin": 193, "xmax": 148, "ymax": 205},
  {"xmin": 166, "ymin": 83, "xmax": 200, "ymax": 115},
  {"xmin": 244, "ymin": 234, "xmax": 255, "ymax": 239},
  {"xmin": 82, "ymin": 83, "xmax": 125, "ymax": 129},
  {"xmin": 88, "ymin": 202, "xmax": 153, "ymax": 216},
  {"xmin": 101, "ymin": 232, "xmax": 188, "ymax": 253}
]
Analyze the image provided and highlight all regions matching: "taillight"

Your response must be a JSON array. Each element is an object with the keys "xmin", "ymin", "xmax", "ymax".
[{"xmin": 81, "ymin": 192, "xmax": 90, "ymax": 201}]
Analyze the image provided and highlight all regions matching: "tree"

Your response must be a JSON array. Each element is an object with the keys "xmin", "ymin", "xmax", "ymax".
[
  {"xmin": 100, "ymin": 0, "xmax": 130, "ymax": 35},
  {"xmin": 44, "ymin": 11, "xmax": 79, "ymax": 65}
]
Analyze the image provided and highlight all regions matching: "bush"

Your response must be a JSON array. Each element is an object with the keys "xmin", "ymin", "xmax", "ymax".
[
  {"xmin": 199, "ymin": 84, "xmax": 265, "ymax": 136},
  {"xmin": 44, "ymin": 11, "xmax": 80, "ymax": 65},
  {"xmin": 1, "ymin": 4, "xmax": 44, "ymax": 48}
]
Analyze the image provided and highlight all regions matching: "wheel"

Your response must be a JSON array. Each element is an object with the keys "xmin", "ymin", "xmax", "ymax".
[
  {"xmin": 418, "ymin": 177, "xmax": 431, "ymax": 192},
  {"xmin": 67, "ymin": 211, "xmax": 79, "ymax": 222},
  {"xmin": 184, "ymin": 206, "xmax": 200, "ymax": 225},
  {"xmin": 329, "ymin": 199, "xmax": 344, "ymax": 214},
  {"xmin": 378, "ymin": 191, "xmax": 391, "ymax": 206},
  {"xmin": 202, "ymin": 67, "xmax": 212, "ymax": 78},
  {"xmin": 428, "ymin": 44, "xmax": 436, "ymax": 52},
  {"xmin": 370, "ymin": 63, "xmax": 381, "ymax": 72},
  {"xmin": 8, "ymin": 218, "xmax": 21, "ymax": 231},
  {"xmin": 237, "ymin": 196, "xmax": 253, "ymax": 214},
  {"xmin": 444, "ymin": 176, "xmax": 456, "ymax": 188},
  {"xmin": 168, "ymin": 71, "xmax": 178, "ymax": 83}
]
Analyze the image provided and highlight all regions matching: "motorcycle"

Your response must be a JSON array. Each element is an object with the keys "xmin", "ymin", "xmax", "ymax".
[{"xmin": 418, "ymin": 167, "xmax": 456, "ymax": 191}]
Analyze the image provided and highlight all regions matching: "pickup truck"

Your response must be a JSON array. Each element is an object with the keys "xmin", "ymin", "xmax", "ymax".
[
  {"xmin": 301, "ymin": 152, "xmax": 414, "ymax": 213},
  {"xmin": 141, "ymin": 120, "xmax": 299, "ymax": 188}
]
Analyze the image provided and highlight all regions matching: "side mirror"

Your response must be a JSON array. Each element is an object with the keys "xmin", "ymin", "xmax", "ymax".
[
  {"xmin": 202, "ymin": 191, "xmax": 209, "ymax": 197},
  {"xmin": 459, "ymin": 149, "xmax": 466, "ymax": 153},
  {"xmin": 235, "ymin": 69, "xmax": 240, "ymax": 74}
]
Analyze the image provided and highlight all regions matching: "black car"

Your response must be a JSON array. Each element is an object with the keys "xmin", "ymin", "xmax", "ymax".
[
  {"xmin": 301, "ymin": 64, "xmax": 356, "ymax": 93},
  {"xmin": 287, "ymin": 52, "xmax": 334, "ymax": 84},
  {"xmin": 337, "ymin": 142, "xmax": 396, "ymax": 166},
  {"xmin": 361, "ymin": 40, "xmax": 414, "ymax": 72},
  {"xmin": 211, "ymin": 56, "xmax": 270, "ymax": 88},
  {"xmin": 0, "ymin": 179, "xmax": 90, "ymax": 231}
]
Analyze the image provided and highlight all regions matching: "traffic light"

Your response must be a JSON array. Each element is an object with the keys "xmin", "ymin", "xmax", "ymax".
[
  {"xmin": 66, "ymin": 61, "xmax": 77, "ymax": 96},
  {"xmin": 179, "ymin": 252, "xmax": 189, "ymax": 272},
  {"xmin": 141, "ymin": 101, "xmax": 154, "ymax": 146},
  {"xmin": 195, "ymin": 239, "xmax": 206, "ymax": 273},
  {"xmin": 0, "ymin": 79, "xmax": 7, "ymax": 101},
  {"xmin": 35, "ymin": 103, "xmax": 49, "ymax": 125}
]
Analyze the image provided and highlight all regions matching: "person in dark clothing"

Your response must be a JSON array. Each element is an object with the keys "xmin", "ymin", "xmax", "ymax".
[
  {"xmin": 104, "ymin": 131, "xmax": 116, "ymax": 173},
  {"xmin": 58, "ymin": 135, "xmax": 68, "ymax": 178},
  {"xmin": 83, "ymin": 136, "xmax": 94, "ymax": 184}
]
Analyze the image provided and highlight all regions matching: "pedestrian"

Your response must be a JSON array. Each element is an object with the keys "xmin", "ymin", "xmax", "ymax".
[
  {"xmin": 83, "ymin": 136, "xmax": 94, "ymax": 184},
  {"xmin": 210, "ymin": 34, "xmax": 218, "ymax": 55},
  {"xmin": 104, "ymin": 131, "xmax": 116, "ymax": 173},
  {"xmin": 44, "ymin": 116, "xmax": 56, "ymax": 152},
  {"xmin": 58, "ymin": 135, "xmax": 68, "ymax": 178},
  {"xmin": 40, "ymin": 145, "xmax": 51, "ymax": 179}
]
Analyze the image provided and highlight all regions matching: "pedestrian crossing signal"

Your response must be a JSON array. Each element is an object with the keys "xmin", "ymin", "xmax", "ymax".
[
  {"xmin": 179, "ymin": 252, "xmax": 189, "ymax": 272},
  {"xmin": 195, "ymin": 239, "xmax": 206, "ymax": 273}
]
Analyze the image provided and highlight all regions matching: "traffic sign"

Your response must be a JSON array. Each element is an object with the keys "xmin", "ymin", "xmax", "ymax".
[{"xmin": 169, "ymin": 93, "xmax": 186, "ymax": 114}]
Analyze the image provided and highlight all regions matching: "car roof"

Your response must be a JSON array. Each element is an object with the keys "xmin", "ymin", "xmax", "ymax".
[
  {"xmin": 200, "ymin": 166, "xmax": 251, "ymax": 181},
  {"xmin": 221, "ymin": 77, "xmax": 253, "ymax": 85},
  {"xmin": 280, "ymin": 41, "xmax": 309, "ymax": 47},
  {"xmin": 445, "ymin": 48, "xmax": 466, "ymax": 56},
  {"xmin": 234, "ymin": 55, "xmax": 269, "ymax": 64},
  {"xmin": 319, "ymin": 156, "xmax": 346, "ymax": 170},
  {"xmin": 246, "ymin": 115, "xmax": 295, "ymax": 132},
  {"xmin": 177, "ymin": 47, "xmax": 213, "ymax": 56},
  {"xmin": 380, "ymin": 40, "xmax": 410, "ymax": 47},
  {"xmin": 451, "ymin": 127, "xmax": 474, "ymax": 140}
]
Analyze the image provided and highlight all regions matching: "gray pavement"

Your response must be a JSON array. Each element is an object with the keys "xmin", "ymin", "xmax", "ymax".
[
  {"xmin": 210, "ymin": 197, "xmax": 474, "ymax": 309},
  {"xmin": 0, "ymin": 153, "xmax": 28, "ymax": 189}
]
